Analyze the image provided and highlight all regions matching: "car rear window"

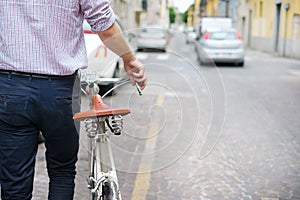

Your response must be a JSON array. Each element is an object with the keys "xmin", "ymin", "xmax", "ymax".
[{"xmin": 210, "ymin": 32, "xmax": 236, "ymax": 40}]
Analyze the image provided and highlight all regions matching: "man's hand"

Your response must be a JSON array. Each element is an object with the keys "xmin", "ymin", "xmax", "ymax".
[
  {"xmin": 123, "ymin": 58, "xmax": 147, "ymax": 90},
  {"xmin": 98, "ymin": 22, "xmax": 147, "ymax": 90}
]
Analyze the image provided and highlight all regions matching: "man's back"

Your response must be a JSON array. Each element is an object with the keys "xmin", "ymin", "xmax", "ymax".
[{"xmin": 0, "ymin": 0, "xmax": 114, "ymax": 75}]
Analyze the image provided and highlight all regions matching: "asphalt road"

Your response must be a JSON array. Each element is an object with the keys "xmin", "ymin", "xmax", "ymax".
[{"xmin": 27, "ymin": 32, "xmax": 300, "ymax": 199}]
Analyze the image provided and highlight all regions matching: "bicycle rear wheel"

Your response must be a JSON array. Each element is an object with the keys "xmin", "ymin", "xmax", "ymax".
[{"xmin": 102, "ymin": 181, "xmax": 117, "ymax": 200}]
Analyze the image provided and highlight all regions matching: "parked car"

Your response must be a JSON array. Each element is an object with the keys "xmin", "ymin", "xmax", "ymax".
[
  {"xmin": 196, "ymin": 29, "xmax": 244, "ymax": 66},
  {"xmin": 185, "ymin": 27, "xmax": 197, "ymax": 44},
  {"xmin": 81, "ymin": 18, "xmax": 126, "ymax": 96},
  {"xmin": 137, "ymin": 25, "xmax": 169, "ymax": 52}
]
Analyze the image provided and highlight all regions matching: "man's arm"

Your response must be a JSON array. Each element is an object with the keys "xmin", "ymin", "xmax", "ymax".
[{"xmin": 97, "ymin": 22, "xmax": 147, "ymax": 90}]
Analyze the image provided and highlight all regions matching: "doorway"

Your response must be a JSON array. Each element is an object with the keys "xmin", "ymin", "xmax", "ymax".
[
  {"xmin": 242, "ymin": 16, "xmax": 246, "ymax": 40},
  {"xmin": 274, "ymin": 3, "xmax": 282, "ymax": 52}
]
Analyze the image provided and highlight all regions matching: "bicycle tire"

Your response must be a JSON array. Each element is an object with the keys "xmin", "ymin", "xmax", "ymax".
[
  {"xmin": 90, "ymin": 181, "xmax": 117, "ymax": 200},
  {"xmin": 102, "ymin": 182, "xmax": 115, "ymax": 200}
]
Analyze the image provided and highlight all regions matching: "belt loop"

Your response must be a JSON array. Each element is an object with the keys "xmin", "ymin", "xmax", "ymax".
[{"xmin": 8, "ymin": 72, "xmax": 11, "ymax": 80}]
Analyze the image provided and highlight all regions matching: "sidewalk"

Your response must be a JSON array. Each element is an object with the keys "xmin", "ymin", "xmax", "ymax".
[{"xmin": 245, "ymin": 48, "xmax": 300, "ymax": 63}]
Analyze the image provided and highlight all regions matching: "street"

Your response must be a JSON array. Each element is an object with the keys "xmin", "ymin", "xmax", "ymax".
[{"xmin": 32, "ymin": 32, "xmax": 300, "ymax": 199}]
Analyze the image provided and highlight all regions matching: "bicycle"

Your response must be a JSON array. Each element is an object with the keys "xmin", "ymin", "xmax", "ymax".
[{"xmin": 73, "ymin": 77, "xmax": 141, "ymax": 200}]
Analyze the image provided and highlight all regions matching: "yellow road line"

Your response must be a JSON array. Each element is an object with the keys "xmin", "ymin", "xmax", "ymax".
[{"xmin": 131, "ymin": 94, "xmax": 165, "ymax": 200}]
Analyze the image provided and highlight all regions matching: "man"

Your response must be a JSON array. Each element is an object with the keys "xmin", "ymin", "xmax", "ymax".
[{"xmin": 0, "ymin": 0, "xmax": 147, "ymax": 199}]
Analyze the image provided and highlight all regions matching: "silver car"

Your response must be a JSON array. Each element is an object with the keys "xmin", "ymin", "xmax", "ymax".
[
  {"xmin": 137, "ymin": 25, "xmax": 169, "ymax": 52},
  {"xmin": 197, "ymin": 29, "xmax": 244, "ymax": 66},
  {"xmin": 185, "ymin": 27, "xmax": 197, "ymax": 44}
]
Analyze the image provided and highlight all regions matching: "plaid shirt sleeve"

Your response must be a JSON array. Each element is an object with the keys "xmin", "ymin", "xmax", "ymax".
[{"xmin": 80, "ymin": 0, "xmax": 116, "ymax": 32}]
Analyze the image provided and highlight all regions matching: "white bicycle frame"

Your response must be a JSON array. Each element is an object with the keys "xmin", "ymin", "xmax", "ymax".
[
  {"xmin": 85, "ymin": 81, "xmax": 122, "ymax": 200},
  {"xmin": 87, "ymin": 118, "xmax": 121, "ymax": 200},
  {"xmin": 77, "ymin": 74, "xmax": 141, "ymax": 200}
]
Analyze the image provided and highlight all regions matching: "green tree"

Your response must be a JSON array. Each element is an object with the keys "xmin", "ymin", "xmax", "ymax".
[
  {"xmin": 169, "ymin": 7, "xmax": 176, "ymax": 24},
  {"xmin": 181, "ymin": 4, "xmax": 195, "ymax": 23},
  {"xmin": 181, "ymin": 11, "xmax": 188, "ymax": 23}
]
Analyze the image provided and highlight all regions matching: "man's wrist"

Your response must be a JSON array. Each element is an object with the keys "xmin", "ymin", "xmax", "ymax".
[{"xmin": 121, "ymin": 52, "xmax": 136, "ymax": 63}]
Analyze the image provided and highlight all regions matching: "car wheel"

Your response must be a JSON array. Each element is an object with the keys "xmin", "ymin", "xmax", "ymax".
[
  {"xmin": 199, "ymin": 57, "xmax": 206, "ymax": 65},
  {"xmin": 237, "ymin": 61, "xmax": 244, "ymax": 67}
]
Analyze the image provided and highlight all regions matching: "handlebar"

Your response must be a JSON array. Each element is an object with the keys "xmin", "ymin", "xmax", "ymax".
[{"xmin": 81, "ymin": 77, "xmax": 142, "ymax": 97}]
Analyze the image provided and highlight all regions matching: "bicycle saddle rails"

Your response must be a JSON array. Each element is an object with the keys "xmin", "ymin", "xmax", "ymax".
[{"xmin": 73, "ymin": 94, "xmax": 131, "ymax": 120}]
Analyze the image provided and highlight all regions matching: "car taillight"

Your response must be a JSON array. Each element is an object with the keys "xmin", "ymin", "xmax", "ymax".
[
  {"xmin": 236, "ymin": 32, "xmax": 242, "ymax": 40},
  {"xmin": 84, "ymin": 30, "xmax": 94, "ymax": 34},
  {"xmin": 204, "ymin": 32, "xmax": 210, "ymax": 40}
]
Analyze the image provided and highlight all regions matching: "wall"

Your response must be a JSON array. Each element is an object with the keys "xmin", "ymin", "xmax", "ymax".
[
  {"xmin": 206, "ymin": 0, "xmax": 219, "ymax": 16},
  {"xmin": 237, "ymin": 0, "xmax": 300, "ymax": 59}
]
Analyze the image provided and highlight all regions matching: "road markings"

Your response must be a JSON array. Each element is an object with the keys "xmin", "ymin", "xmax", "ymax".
[
  {"xmin": 289, "ymin": 70, "xmax": 300, "ymax": 77},
  {"xmin": 136, "ymin": 53, "xmax": 149, "ymax": 60},
  {"xmin": 136, "ymin": 52, "xmax": 170, "ymax": 61},
  {"xmin": 156, "ymin": 54, "xmax": 169, "ymax": 60},
  {"xmin": 131, "ymin": 94, "xmax": 165, "ymax": 200}
]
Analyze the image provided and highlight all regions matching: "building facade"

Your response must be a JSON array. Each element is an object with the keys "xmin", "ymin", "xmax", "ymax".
[
  {"xmin": 205, "ymin": 0, "xmax": 220, "ymax": 16},
  {"xmin": 192, "ymin": 0, "xmax": 239, "ymax": 33},
  {"xmin": 110, "ymin": 0, "xmax": 169, "ymax": 30},
  {"xmin": 110, "ymin": 0, "xmax": 139, "ymax": 30},
  {"xmin": 138, "ymin": 0, "xmax": 170, "ymax": 27},
  {"xmin": 237, "ymin": 0, "xmax": 300, "ymax": 59}
]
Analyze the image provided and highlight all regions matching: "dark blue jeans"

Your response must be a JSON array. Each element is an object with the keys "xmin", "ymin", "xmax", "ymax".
[{"xmin": 0, "ymin": 72, "xmax": 81, "ymax": 200}]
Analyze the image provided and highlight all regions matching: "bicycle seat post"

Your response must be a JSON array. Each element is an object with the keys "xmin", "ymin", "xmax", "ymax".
[{"xmin": 97, "ymin": 118, "xmax": 107, "ymax": 140}]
